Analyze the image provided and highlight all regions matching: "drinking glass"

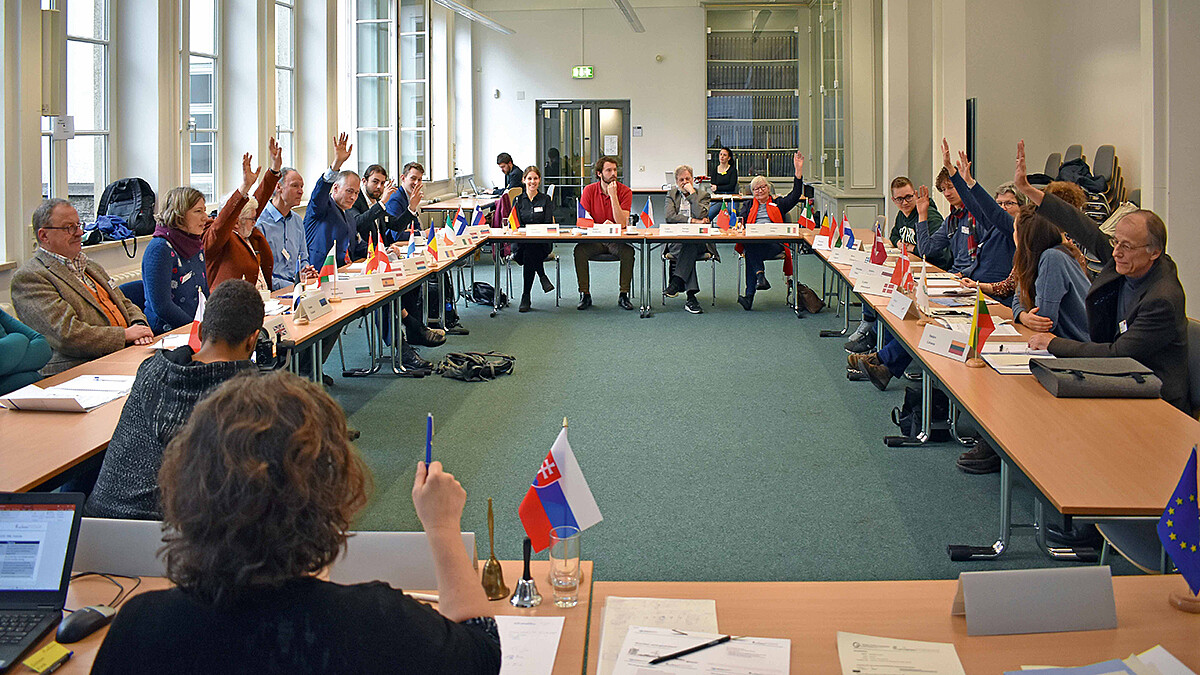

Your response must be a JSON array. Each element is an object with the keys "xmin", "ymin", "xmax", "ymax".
[{"xmin": 548, "ymin": 525, "xmax": 581, "ymax": 608}]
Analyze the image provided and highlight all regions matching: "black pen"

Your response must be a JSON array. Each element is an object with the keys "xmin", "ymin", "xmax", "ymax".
[{"xmin": 648, "ymin": 634, "xmax": 733, "ymax": 665}]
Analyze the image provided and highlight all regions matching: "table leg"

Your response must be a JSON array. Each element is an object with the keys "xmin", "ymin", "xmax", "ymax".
[
  {"xmin": 791, "ymin": 242, "xmax": 803, "ymax": 319},
  {"xmin": 311, "ymin": 342, "xmax": 322, "ymax": 384},
  {"xmin": 1033, "ymin": 500, "xmax": 1100, "ymax": 562},
  {"xmin": 491, "ymin": 245, "xmax": 501, "ymax": 317},
  {"xmin": 639, "ymin": 239, "xmax": 652, "ymax": 319},
  {"xmin": 819, "ymin": 277, "xmax": 851, "ymax": 338},
  {"xmin": 883, "ymin": 368, "xmax": 935, "ymax": 447}
]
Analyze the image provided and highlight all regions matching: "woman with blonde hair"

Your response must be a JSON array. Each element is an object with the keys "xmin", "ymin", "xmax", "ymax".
[{"xmin": 204, "ymin": 138, "xmax": 282, "ymax": 290}]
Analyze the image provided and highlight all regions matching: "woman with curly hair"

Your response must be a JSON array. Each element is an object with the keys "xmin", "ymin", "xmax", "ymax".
[{"xmin": 91, "ymin": 371, "xmax": 500, "ymax": 674}]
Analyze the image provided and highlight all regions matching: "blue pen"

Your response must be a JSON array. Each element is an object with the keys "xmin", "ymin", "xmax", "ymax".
[{"xmin": 425, "ymin": 413, "xmax": 433, "ymax": 464}]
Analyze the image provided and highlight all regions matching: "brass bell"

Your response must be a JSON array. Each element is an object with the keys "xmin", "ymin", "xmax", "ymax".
[{"xmin": 481, "ymin": 498, "xmax": 509, "ymax": 601}]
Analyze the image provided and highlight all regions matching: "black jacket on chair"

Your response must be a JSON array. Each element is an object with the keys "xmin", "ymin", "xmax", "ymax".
[{"xmin": 1037, "ymin": 193, "xmax": 1190, "ymax": 412}]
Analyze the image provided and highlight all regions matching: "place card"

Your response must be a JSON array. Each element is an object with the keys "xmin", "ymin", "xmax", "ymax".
[
  {"xmin": 852, "ymin": 274, "xmax": 894, "ymax": 296},
  {"xmin": 885, "ymin": 289, "xmax": 918, "ymax": 320},
  {"xmin": 917, "ymin": 323, "xmax": 969, "ymax": 362},
  {"xmin": 951, "ymin": 566, "xmax": 1117, "ymax": 636},
  {"xmin": 525, "ymin": 223, "xmax": 559, "ymax": 237}
]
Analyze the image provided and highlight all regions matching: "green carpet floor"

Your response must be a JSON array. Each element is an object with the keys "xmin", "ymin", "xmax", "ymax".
[{"xmin": 331, "ymin": 245, "xmax": 1132, "ymax": 582}]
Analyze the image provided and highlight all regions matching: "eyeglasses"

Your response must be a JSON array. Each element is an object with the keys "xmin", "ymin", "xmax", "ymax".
[
  {"xmin": 40, "ymin": 224, "xmax": 84, "ymax": 234},
  {"xmin": 893, "ymin": 194, "xmax": 916, "ymax": 204},
  {"xmin": 1113, "ymin": 241, "xmax": 1151, "ymax": 254},
  {"xmin": 996, "ymin": 200, "xmax": 1020, "ymax": 209}
]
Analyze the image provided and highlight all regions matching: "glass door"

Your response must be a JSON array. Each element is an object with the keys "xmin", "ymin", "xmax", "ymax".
[{"xmin": 537, "ymin": 100, "xmax": 630, "ymax": 222}]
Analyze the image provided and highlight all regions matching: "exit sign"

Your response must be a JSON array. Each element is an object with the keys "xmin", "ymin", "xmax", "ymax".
[{"xmin": 572, "ymin": 65, "xmax": 594, "ymax": 79}]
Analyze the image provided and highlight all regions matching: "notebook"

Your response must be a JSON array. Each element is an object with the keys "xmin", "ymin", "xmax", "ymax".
[{"xmin": 0, "ymin": 492, "xmax": 85, "ymax": 671}]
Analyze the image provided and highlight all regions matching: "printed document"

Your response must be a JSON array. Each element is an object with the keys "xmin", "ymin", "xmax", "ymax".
[
  {"xmin": 612, "ymin": 627, "xmax": 789, "ymax": 675},
  {"xmin": 837, "ymin": 631, "xmax": 967, "ymax": 675}
]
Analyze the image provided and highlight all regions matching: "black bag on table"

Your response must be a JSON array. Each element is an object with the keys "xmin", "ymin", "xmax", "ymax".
[{"xmin": 1029, "ymin": 357, "xmax": 1162, "ymax": 399}]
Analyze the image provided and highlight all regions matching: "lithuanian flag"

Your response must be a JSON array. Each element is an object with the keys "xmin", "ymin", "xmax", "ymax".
[{"xmin": 968, "ymin": 287, "xmax": 995, "ymax": 355}]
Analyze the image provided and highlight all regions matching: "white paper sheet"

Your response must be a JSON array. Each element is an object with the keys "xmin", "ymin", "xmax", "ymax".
[
  {"xmin": 1137, "ymin": 646, "xmax": 1196, "ymax": 675},
  {"xmin": 611, "ymin": 627, "xmax": 790, "ymax": 675},
  {"xmin": 153, "ymin": 334, "xmax": 191, "ymax": 350},
  {"xmin": 0, "ymin": 375, "xmax": 135, "ymax": 412},
  {"xmin": 837, "ymin": 631, "xmax": 967, "ymax": 675},
  {"xmin": 494, "ymin": 615, "xmax": 564, "ymax": 675},
  {"xmin": 597, "ymin": 597, "xmax": 718, "ymax": 675}
]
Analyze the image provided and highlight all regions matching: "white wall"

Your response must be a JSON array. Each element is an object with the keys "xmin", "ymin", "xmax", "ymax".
[
  {"xmin": 965, "ymin": 0, "xmax": 1142, "ymax": 193},
  {"xmin": 471, "ymin": 1, "xmax": 705, "ymax": 189}
]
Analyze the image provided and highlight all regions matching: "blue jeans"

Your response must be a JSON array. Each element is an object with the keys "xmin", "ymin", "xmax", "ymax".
[{"xmin": 877, "ymin": 335, "xmax": 912, "ymax": 378}]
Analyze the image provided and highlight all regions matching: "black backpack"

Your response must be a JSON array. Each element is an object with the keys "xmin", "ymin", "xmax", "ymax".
[
  {"xmin": 97, "ymin": 178, "xmax": 157, "ymax": 236},
  {"xmin": 435, "ymin": 352, "xmax": 516, "ymax": 382},
  {"xmin": 891, "ymin": 385, "xmax": 951, "ymax": 441},
  {"xmin": 469, "ymin": 281, "xmax": 508, "ymax": 307}
]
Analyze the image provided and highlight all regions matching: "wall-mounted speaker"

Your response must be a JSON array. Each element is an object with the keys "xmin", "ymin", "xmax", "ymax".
[{"xmin": 41, "ymin": 8, "xmax": 66, "ymax": 116}]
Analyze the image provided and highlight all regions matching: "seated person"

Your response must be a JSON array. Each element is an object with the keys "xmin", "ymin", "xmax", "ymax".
[
  {"xmin": 350, "ymin": 164, "xmax": 400, "ymax": 250},
  {"xmin": 1010, "ymin": 204, "xmax": 1090, "ymax": 342},
  {"xmin": 574, "ymin": 156, "xmax": 635, "ymax": 311},
  {"xmin": 144, "ymin": 187, "xmax": 212, "ymax": 333},
  {"xmin": 90, "ymin": 371, "xmax": 500, "ymax": 674},
  {"xmin": 206, "ymin": 141, "xmax": 281, "ymax": 290},
  {"xmin": 0, "ymin": 309, "xmax": 52, "ymax": 395},
  {"xmin": 706, "ymin": 147, "xmax": 738, "ymax": 221},
  {"xmin": 1015, "ymin": 140, "xmax": 1190, "ymax": 413},
  {"xmin": 511, "ymin": 166, "xmax": 556, "ymax": 312},
  {"xmin": 84, "ymin": 280, "xmax": 264, "ymax": 520},
  {"xmin": 845, "ymin": 176, "xmax": 945, "ymax": 354},
  {"xmin": 495, "ymin": 152, "xmax": 523, "ymax": 194},
  {"xmin": 11, "ymin": 199, "xmax": 153, "ymax": 376},
  {"xmin": 735, "ymin": 150, "xmax": 806, "ymax": 311},
  {"xmin": 257, "ymin": 166, "xmax": 317, "ymax": 290},
  {"xmin": 663, "ymin": 164, "xmax": 715, "ymax": 315}
]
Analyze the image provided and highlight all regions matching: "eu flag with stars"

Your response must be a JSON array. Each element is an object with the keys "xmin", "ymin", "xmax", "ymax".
[{"xmin": 1157, "ymin": 445, "xmax": 1200, "ymax": 595}]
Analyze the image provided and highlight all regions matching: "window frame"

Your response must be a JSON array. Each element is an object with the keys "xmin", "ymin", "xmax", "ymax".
[
  {"xmin": 185, "ymin": 0, "xmax": 219, "ymax": 203},
  {"xmin": 275, "ymin": 0, "xmax": 296, "ymax": 167}
]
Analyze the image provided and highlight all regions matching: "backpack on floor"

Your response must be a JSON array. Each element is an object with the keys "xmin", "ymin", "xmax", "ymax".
[
  {"xmin": 891, "ymin": 385, "xmax": 951, "ymax": 441},
  {"xmin": 470, "ymin": 281, "xmax": 507, "ymax": 307},
  {"xmin": 97, "ymin": 177, "xmax": 157, "ymax": 236},
  {"xmin": 436, "ymin": 352, "xmax": 516, "ymax": 382}
]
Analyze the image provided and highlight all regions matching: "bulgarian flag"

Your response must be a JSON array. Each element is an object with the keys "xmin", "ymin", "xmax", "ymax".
[
  {"xmin": 889, "ymin": 243, "xmax": 914, "ymax": 291},
  {"xmin": 317, "ymin": 242, "xmax": 337, "ymax": 287},
  {"xmin": 968, "ymin": 287, "xmax": 995, "ymax": 355},
  {"xmin": 365, "ymin": 232, "xmax": 391, "ymax": 273},
  {"xmin": 187, "ymin": 287, "xmax": 206, "ymax": 352},
  {"xmin": 507, "ymin": 203, "xmax": 521, "ymax": 231}
]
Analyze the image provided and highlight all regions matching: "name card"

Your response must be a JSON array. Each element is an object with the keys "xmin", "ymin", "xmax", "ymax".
[
  {"xmin": 347, "ymin": 277, "xmax": 376, "ymax": 297},
  {"xmin": 848, "ymin": 260, "xmax": 889, "ymax": 281},
  {"xmin": 812, "ymin": 235, "xmax": 832, "ymax": 250},
  {"xmin": 488, "ymin": 227, "xmax": 508, "ymax": 236},
  {"xmin": 263, "ymin": 315, "xmax": 292, "ymax": 342},
  {"xmin": 398, "ymin": 255, "xmax": 426, "ymax": 276},
  {"xmin": 852, "ymin": 274, "xmax": 894, "ymax": 297},
  {"xmin": 367, "ymin": 272, "xmax": 402, "ymax": 293},
  {"xmin": 524, "ymin": 223, "xmax": 559, "ymax": 237},
  {"xmin": 297, "ymin": 291, "xmax": 333, "ymax": 321},
  {"xmin": 885, "ymin": 289, "xmax": 918, "ymax": 320},
  {"xmin": 588, "ymin": 223, "xmax": 623, "ymax": 236},
  {"xmin": 951, "ymin": 567, "xmax": 1117, "ymax": 636},
  {"xmin": 745, "ymin": 223, "xmax": 786, "ymax": 237},
  {"xmin": 917, "ymin": 323, "xmax": 970, "ymax": 362}
]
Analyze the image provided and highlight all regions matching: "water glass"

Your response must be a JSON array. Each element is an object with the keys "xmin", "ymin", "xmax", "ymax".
[{"xmin": 548, "ymin": 525, "xmax": 581, "ymax": 608}]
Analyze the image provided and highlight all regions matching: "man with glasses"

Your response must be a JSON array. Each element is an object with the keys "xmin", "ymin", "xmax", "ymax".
[
  {"xmin": 11, "ymin": 199, "xmax": 153, "ymax": 376},
  {"xmin": 845, "ymin": 176, "xmax": 947, "ymax": 353},
  {"xmin": 1016, "ymin": 140, "xmax": 1189, "ymax": 413}
]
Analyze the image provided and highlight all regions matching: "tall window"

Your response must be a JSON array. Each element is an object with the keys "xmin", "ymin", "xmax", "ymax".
[
  {"xmin": 398, "ymin": 0, "xmax": 427, "ymax": 169},
  {"xmin": 354, "ymin": 0, "xmax": 397, "ymax": 171},
  {"xmin": 40, "ymin": 0, "xmax": 110, "ymax": 219},
  {"xmin": 188, "ymin": 0, "xmax": 217, "ymax": 202},
  {"xmin": 275, "ymin": 0, "xmax": 295, "ymax": 166}
]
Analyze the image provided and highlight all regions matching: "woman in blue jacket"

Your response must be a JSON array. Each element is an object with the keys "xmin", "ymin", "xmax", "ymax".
[
  {"xmin": 143, "ymin": 187, "xmax": 211, "ymax": 333},
  {"xmin": 0, "ymin": 309, "xmax": 52, "ymax": 394}
]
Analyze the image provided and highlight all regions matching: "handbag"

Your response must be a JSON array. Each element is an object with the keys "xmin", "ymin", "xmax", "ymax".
[
  {"xmin": 1029, "ymin": 357, "xmax": 1162, "ymax": 399},
  {"xmin": 795, "ymin": 282, "xmax": 825, "ymax": 314}
]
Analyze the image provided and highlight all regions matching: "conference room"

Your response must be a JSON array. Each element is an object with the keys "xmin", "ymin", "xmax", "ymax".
[{"xmin": 1, "ymin": 0, "xmax": 1198, "ymax": 672}]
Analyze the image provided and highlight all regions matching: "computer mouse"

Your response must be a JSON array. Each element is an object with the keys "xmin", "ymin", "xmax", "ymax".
[{"xmin": 55, "ymin": 604, "xmax": 116, "ymax": 643}]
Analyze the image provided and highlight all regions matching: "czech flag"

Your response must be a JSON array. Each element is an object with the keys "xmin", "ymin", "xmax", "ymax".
[
  {"xmin": 187, "ymin": 287, "xmax": 206, "ymax": 352},
  {"xmin": 841, "ymin": 212, "xmax": 856, "ymax": 248},
  {"xmin": 317, "ymin": 242, "xmax": 337, "ymax": 287},
  {"xmin": 507, "ymin": 203, "xmax": 521, "ymax": 231},
  {"xmin": 365, "ymin": 232, "xmax": 391, "ymax": 273},
  {"xmin": 518, "ymin": 425, "xmax": 603, "ymax": 552},
  {"xmin": 639, "ymin": 198, "xmax": 654, "ymax": 228},
  {"xmin": 968, "ymin": 287, "xmax": 995, "ymax": 355},
  {"xmin": 576, "ymin": 201, "xmax": 594, "ymax": 228},
  {"xmin": 869, "ymin": 219, "xmax": 888, "ymax": 264},
  {"xmin": 1157, "ymin": 446, "xmax": 1200, "ymax": 594},
  {"xmin": 889, "ymin": 243, "xmax": 914, "ymax": 291}
]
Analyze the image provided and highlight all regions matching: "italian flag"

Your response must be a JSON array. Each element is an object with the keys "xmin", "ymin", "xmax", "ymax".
[
  {"xmin": 968, "ymin": 287, "xmax": 995, "ymax": 355},
  {"xmin": 317, "ymin": 242, "xmax": 337, "ymax": 287}
]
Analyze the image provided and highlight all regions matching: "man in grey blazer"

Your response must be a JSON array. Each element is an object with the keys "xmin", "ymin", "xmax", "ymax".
[{"xmin": 11, "ymin": 199, "xmax": 153, "ymax": 376}]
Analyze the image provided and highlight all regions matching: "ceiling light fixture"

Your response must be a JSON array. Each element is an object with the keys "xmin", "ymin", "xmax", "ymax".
[
  {"xmin": 431, "ymin": 0, "xmax": 516, "ymax": 35},
  {"xmin": 610, "ymin": 0, "xmax": 645, "ymax": 33}
]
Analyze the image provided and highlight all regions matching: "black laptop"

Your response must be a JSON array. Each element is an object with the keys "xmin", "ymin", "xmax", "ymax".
[{"xmin": 0, "ymin": 492, "xmax": 85, "ymax": 672}]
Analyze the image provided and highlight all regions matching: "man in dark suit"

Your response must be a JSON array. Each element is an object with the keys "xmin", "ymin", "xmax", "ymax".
[
  {"xmin": 494, "ymin": 152, "xmax": 522, "ymax": 194},
  {"xmin": 348, "ymin": 164, "xmax": 397, "ymax": 260},
  {"xmin": 1016, "ymin": 140, "xmax": 1189, "ymax": 413}
]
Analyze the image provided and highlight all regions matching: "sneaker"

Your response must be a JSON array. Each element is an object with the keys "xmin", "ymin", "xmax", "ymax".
[
  {"xmin": 685, "ymin": 297, "xmax": 703, "ymax": 314},
  {"xmin": 665, "ymin": 275, "xmax": 685, "ymax": 298},
  {"xmin": 756, "ymin": 273, "xmax": 771, "ymax": 291},
  {"xmin": 737, "ymin": 295, "xmax": 753, "ymax": 311},
  {"xmin": 577, "ymin": 293, "xmax": 592, "ymax": 310},
  {"xmin": 843, "ymin": 333, "xmax": 876, "ymax": 354}
]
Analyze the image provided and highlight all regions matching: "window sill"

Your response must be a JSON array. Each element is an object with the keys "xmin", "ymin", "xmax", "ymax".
[{"xmin": 0, "ymin": 260, "xmax": 16, "ymax": 273}]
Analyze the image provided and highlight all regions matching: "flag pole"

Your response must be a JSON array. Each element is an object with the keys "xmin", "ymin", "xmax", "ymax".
[
  {"xmin": 329, "ymin": 239, "xmax": 342, "ymax": 302},
  {"xmin": 965, "ymin": 287, "xmax": 986, "ymax": 368},
  {"xmin": 562, "ymin": 417, "xmax": 568, "ymax": 429}
]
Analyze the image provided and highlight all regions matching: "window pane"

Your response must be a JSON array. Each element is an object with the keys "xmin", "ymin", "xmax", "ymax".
[
  {"xmin": 190, "ymin": 0, "xmax": 216, "ymax": 54},
  {"xmin": 399, "ymin": 0, "xmax": 424, "ymax": 32},
  {"xmin": 399, "ymin": 33, "xmax": 424, "ymax": 80},
  {"xmin": 41, "ymin": 135, "xmax": 51, "ymax": 199},
  {"xmin": 67, "ymin": 0, "xmax": 106, "ymax": 40},
  {"xmin": 400, "ymin": 81, "xmax": 425, "ymax": 127},
  {"xmin": 356, "ymin": 130, "xmax": 390, "ymax": 170},
  {"xmin": 275, "ymin": 4, "xmax": 293, "ymax": 68},
  {"xmin": 357, "ymin": 0, "xmax": 389, "ymax": 21},
  {"xmin": 65, "ymin": 135, "xmax": 106, "ymax": 219},
  {"xmin": 66, "ymin": 40, "xmax": 106, "ymax": 132},
  {"xmin": 356, "ymin": 21, "xmax": 390, "ymax": 74},
  {"xmin": 277, "ymin": 131, "xmax": 294, "ymax": 168},
  {"xmin": 189, "ymin": 55, "xmax": 215, "ymax": 131},
  {"xmin": 190, "ymin": 131, "xmax": 215, "ymax": 203},
  {"xmin": 400, "ymin": 130, "xmax": 424, "ymax": 165},
  {"xmin": 276, "ymin": 69, "xmax": 293, "ymax": 129},
  {"xmin": 356, "ymin": 77, "xmax": 390, "ymax": 129}
]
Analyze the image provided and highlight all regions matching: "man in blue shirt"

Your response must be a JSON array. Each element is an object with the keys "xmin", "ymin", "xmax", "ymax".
[
  {"xmin": 257, "ymin": 167, "xmax": 316, "ymax": 290},
  {"xmin": 304, "ymin": 133, "xmax": 360, "ymax": 267}
]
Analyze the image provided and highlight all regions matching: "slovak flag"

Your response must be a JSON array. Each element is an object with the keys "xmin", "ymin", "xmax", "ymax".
[
  {"xmin": 841, "ymin": 212, "xmax": 856, "ymax": 248},
  {"xmin": 576, "ymin": 201, "xmax": 594, "ymax": 228},
  {"xmin": 187, "ymin": 287, "xmax": 206, "ymax": 352},
  {"xmin": 869, "ymin": 219, "xmax": 887, "ymax": 264},
  {"xmin": 518, "ymin": 425, "xmax": 603, "ymax": 552},
  {"xmin": 639, "ymin": 198, "xmax": 654, "ymax": 228}
]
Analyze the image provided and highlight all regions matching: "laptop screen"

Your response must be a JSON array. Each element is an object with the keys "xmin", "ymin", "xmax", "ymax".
[{"xmin": 0, "ymin": 503, "xmax": 77, "ymax": 592}]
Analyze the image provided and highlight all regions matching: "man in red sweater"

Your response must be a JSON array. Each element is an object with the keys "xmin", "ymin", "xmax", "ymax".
[{"xmin": 573, "ymin": 156, "xmax": 634, "ymax": 310}]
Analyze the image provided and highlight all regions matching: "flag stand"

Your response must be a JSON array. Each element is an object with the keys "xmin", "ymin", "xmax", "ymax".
[
  {"xmin": 965, "ymin": 354, "xmax": 986, "ymax": 368},
  {"xmin": 1169, "ymin": 589, "xmax": 1200, "ymax": 614}
]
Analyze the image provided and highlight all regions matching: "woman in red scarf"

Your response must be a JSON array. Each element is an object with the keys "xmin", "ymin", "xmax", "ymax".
[{"xmin": 735, "ymin": 151, "xmax": 806, "ymax": 310}]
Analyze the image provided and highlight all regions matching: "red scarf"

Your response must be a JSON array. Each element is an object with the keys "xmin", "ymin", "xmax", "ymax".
[{"xmin": 746, "ymin": 199, "xmax": 783, "ymax": 223}]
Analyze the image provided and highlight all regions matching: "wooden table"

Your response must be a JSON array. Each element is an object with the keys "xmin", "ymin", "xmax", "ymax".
[
  {"xmin": 808, "ymin": 230, "xmax": 1200, "ymax": 561},
  {"xmin": 586, "ymin": 575, "xmax": 1200, "ymax": 673},
  {"xmin": 41, "ymin": 560, "xmax": 591, "ymax": 674}
]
